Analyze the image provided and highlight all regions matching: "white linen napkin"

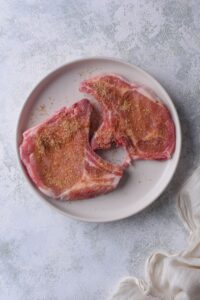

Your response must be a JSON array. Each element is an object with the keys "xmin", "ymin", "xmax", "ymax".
[{"xmin": 111, "ymin": 167, "xmax": 200, "ymax": 300}]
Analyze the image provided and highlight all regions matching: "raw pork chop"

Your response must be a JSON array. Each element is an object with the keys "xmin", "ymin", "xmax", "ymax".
[
  {"xmin": 80, "ymin": 74, "xmax": 175, "ymax": 161},
  {"xmin": 20, "ymin": 99, "xmax": 124, "ymax": 200}
]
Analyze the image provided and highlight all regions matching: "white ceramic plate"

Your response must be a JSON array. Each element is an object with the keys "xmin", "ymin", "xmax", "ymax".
[{"xmin": 16, "ymin": 57, "xmax": 181, "ymax": 222}]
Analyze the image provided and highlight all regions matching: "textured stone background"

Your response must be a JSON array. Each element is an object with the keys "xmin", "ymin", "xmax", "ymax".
[{"xmin": 1, "ymin": 0, "xmax": 200, "ymax": 299}]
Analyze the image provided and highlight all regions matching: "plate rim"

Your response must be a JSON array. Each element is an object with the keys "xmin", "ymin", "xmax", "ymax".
[{"xmin": 16, "ymin": 56, "xmax": 182, "ymax": 222}]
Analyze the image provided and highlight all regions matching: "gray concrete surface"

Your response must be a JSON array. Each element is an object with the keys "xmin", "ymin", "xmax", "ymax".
[{"xmin": 1, "ymin": 1, "xmax": 200, "ymax": 299}]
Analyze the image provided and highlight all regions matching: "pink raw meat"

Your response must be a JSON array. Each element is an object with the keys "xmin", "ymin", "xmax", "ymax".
[
  {"xmin": 20, "ymin": 99, "xmax": 124, "ymax": 200},
  {"xmin": 80, "ymin": 74, "xmax": 176, "ymax": 162}
]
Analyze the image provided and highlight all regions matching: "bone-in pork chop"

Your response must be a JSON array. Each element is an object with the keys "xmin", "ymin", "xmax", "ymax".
[
  {"xmin": 80, "ymin": 75, "xmax": 175, "ymax": 161},
  {"xmin": 20, "ymin": 99, "xmax": 124, "ymax": 200}
]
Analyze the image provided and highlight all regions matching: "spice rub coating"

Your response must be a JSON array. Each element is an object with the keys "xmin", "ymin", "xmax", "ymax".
[
  {"xmin": 20, "ymin": 99, "xmax": 124, "ymax": 200},
  {"xmin": 80, "ymin": 74, "xmax": 175, "ymax": 162}
]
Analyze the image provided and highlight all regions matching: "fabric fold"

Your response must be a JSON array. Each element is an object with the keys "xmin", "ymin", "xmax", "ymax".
[{"xmin": 110, "ymin": 166, "xmax": 200, "ymax": 300}]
